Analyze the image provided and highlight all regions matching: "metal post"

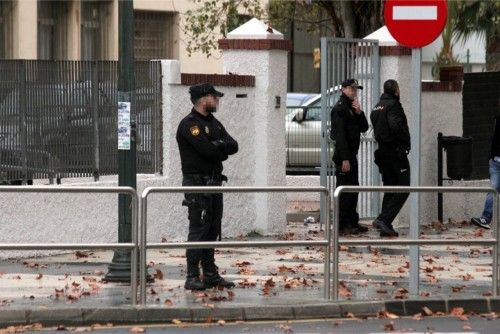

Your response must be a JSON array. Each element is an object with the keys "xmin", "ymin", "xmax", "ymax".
[
  {"xmin": 91, "ymin": 61, "xmax": 100, "ymax": 181},
  {"xmin": 323, "ymin": 193, "xmax": 331, "ymax": 299},
  {"xmin": 106, "ymin": 0, "xmax": 137, "ymax": 282},
  {"xmin": 19, "ymin": 61, "xmax": 28, "ymax": 185},
  {"xmin": 319, "ymin": 38, "xmax": 328, "ymax": 231},
  {"xmin": 437, "ymin": 132, "xmax": 443, "ymax": 221},
  {"xmin": 409, "ymin": 48, "xmax": 422, "ymax": 296},
  {"xmin": 140, "ymin": 194, "xmax": 147, "ymax": 305},
  {"xmin": 371, "ymin": 43, "xmax": 381, "ymax": 217},
  {"xmin": 332, "ymin": 189, "xmax": 340, "ymax": 300},
  {"xmin": 130, "ymin": 193, "xmax": 138, "ymax": 306}
]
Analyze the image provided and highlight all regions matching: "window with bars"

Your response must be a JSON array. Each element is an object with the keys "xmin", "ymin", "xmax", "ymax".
[
  {"xmin": 81, "ymin": 0, "xmax": 109, "ymax": 60},
  {"xmin": 134, "ymin": 11, "xmax": 174, "ymax": 60},
  {"xmin": 37, "ymin": 1, "xmax": 68, "ymax": 60},
  {"xmin": 0, "ymin": 1, "xmax": 13, "ymax": 59}
]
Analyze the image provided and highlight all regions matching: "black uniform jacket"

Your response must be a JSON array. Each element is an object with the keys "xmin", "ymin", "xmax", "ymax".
[
  {"xmin": 176, "ymin": 109, "xmax": 238, "ymax": 175},
  {"xmin": 370, "ymin": 93, "xmax": 411, "ymax": 153},
  {"xmin": 330, "ymin": 93, "xmax": 369, "ymax": 164}
]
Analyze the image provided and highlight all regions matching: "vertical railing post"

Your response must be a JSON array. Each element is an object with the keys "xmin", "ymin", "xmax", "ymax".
[
  {"xmin": 332, "ymin": 188, "xmax": 340, "ymax": 300},
  {"xmin": 319, "ymin": 37, "xmax": 328, "ymax": 231},
  {"xmin": 92, "ymin": 61, "xmax": 100, "ymax": 181},
  {"xmin": 323, "ymin": 191, "xmax": 331, "ymax": 299},
  {"xmin": 19, "ymin": 60, "xmax": 28, "ymax": 184}
]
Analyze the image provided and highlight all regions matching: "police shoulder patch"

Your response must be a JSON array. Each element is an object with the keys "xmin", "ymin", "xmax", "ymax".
[{"xmin": 190, "ymin": 126, "xmax": 200, "ymax": 136}]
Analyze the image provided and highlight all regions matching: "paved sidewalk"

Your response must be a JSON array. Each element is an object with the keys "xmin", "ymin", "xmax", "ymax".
[{"xmin": 0, "ymin": 219, "xmax": 498, "ymax": 325}]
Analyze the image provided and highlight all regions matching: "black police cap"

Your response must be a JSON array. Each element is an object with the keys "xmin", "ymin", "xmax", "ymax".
[
  {"xmin": 189, "ymin": 83, "xmax": 224, "ymax": 100},
  {"xmin": 341, "ymin": 78, "xmax": 363, "ymax": 90}
]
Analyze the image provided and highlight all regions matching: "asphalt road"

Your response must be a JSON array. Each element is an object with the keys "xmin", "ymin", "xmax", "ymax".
[{"xmin": 18, "ymin": 315, "xmax": 500, "ymax": 334}]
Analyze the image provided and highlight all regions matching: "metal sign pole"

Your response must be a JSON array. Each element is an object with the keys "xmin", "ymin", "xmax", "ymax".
[{"xmin": 409, "ymin": 48, "xmax": 422, "ymax": 296}]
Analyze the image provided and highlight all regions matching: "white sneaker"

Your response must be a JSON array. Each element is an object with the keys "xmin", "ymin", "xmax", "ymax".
[{"xmin": 471, "ymin": 217, "xmax": 491, "ymax": 229}]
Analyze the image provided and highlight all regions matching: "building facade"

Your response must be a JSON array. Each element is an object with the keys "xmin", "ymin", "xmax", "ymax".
[{"xmin": 0, "ymin": 0, "xmax": 240, "ymax": 74}]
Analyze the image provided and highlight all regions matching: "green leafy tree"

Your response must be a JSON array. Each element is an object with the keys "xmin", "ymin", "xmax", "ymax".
[
  {"xmin": 182, "ymin": 0, "xmax": 265, "ymax": 57},
  {"xmin": 453, "ymin": 0, "xmax": 500, "ymax": 71},
  {"xmin": 182, "ymin": 0, "xmax": 384, "ymax": 57},
  {"xmin": 432, "ymin": 0, "xmax": 460, "ymax": 78}
]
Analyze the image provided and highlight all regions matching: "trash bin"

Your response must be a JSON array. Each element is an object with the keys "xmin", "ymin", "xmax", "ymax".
[{"xmin": 441, "ymin": 136, "xmax": 473, "ymax": 180}]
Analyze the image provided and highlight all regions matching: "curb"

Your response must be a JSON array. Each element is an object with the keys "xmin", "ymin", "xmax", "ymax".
[{"xmin": 1, "ymin": 297, "xmax": 499, "ymax": 327}]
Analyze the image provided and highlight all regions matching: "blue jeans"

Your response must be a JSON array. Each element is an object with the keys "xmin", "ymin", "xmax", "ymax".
[{"xmin": 481, "ymin": 159, "xmax": 500, "ymax": 221}]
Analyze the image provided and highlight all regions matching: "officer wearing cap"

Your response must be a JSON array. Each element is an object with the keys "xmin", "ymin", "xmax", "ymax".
[
  {"xmin": 331, "ymin": 78, "xmax": 369, "ymax": 235},
  {"xmin": 370, "ymin": 79, "xmax": 411, "ymax": 237},
  {"xmin": 176, "ymin": 83, "xmax": 238, "ymax": 290}
]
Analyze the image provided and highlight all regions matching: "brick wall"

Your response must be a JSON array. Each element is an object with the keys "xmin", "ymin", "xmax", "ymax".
[{"xmin": 463, "ymin": 72, "xmax": 500, "ymax": 179}]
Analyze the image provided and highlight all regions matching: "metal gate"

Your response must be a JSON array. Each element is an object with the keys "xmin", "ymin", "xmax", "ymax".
[{"xmin": 320, "ymin": 38, "xmax": 381, "ymax": 221}]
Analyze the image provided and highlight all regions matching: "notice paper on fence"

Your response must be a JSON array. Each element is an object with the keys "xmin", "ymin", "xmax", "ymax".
[{"xmin": 118, "ymin": 102, "xmax": 131, "ymax": 150}]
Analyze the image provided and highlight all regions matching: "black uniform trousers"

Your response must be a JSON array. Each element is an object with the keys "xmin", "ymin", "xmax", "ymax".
[
  {"xmin": 182, "ymin": 174, "xmax": 223, "ymax": 277},
  {"xmin": 335, "ymin": 159, "xmax": 360, "ymax": 229},
  {"xmin": 375, "ymin": 151, "xmax": 410, "ymax": 225}
]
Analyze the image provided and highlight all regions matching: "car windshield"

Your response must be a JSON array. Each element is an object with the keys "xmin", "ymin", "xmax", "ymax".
[{"xmin": 286, "ymin": 97, "xmax": 305, "ymax": 107}]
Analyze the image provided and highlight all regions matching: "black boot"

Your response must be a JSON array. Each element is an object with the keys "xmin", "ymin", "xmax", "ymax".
[
  {"xmin": 184, "ymin": 263, "xmax": 205, "ymax": 290},
  {"xmin": 372, "ymin": 219, "xmax": 398, "ymax": 237},
  {"xmin": 350, "ymin": 221, "xmax": 369, "ymax": 233},
  {"xmin": 184, "ymin": 276, "xmax": 206, "ymax": 290},
  {"xmin": 203, "ymin": 269, "xmax": 235, "ymax": 289}
]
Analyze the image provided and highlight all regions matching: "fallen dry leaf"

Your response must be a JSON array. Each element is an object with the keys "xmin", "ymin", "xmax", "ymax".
[
  {"xmin": 462, "ymin": 273, "xmax": 474, "ymax": 281},
  {"xmin": 345, "ymin": 312, "xmax": 355, "ymax": 318},
  {"xmin": 377, "ymin": 310, "xmax": 399, "ymax": 319},
  {"xmin": 130, "ymin": 327, "xmax": 145, "ymax": 333},
  {"xmin": 172, "ymin": 319, "xmax": 182, "ymax": 325},
  {"xmin": 451, "ymin": 307, "xmax": 465, "ymax": 316},
  {"xmin": 164, "ymin": 299, "xmax": 173, "ymax": 306},
  {"xmin": 338, "ymin": 281, "xmax": 352, "ymax": 298},
  {"xmin": 412, "ymin": 313, "xmax": 423, "ymax": 320},
  {"xmin": 153, "ymin": 269, "xmax": 164, "ymax": 280},
  {"xmin": 276, "ymin": 324, "xmax": 294, "ymax": 333},
  {"xmin": 421, "ymin": 306, "xmax": 433, "ymax": 316},
  {"xmin": 75, "ymin": 251, "xmax": 89, "ymax": 259},
  {"xmin": 452, "ymin": 286, "xmax": 465, "ymax": 293},
  {"xmin": 35, "ymin": 273, "xmax": 43, "ymax": 280},
  {"xmin": 383, "ymin": 321, "xmax": 395, "ymax": 331}
]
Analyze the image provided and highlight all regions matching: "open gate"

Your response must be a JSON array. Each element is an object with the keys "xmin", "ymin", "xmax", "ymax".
[{"xmin": 319, "ymin": 38, "xmax": 381, "ymax": 222}]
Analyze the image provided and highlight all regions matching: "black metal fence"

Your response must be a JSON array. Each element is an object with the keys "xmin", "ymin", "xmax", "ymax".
[{"xmin": 0, "ymin": 60, "xmax": 162, "ymax": 183}]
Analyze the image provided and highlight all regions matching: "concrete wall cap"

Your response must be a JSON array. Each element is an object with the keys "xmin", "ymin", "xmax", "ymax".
[{"xmin": 227, "ymin": 18, "xmax": 283, "ymax": 40}]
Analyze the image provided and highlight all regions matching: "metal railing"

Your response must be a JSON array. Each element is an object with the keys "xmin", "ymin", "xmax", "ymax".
[
  {"xmin": 0, "ymin": 185, "xmax": 139, "ymax": 305},
  {"xmin": 333, "ymin": 186, "xmax": 499, "ymax": 300},
  {"xmin": 139, "ymin": 186, "xmax": 331, "ymax": 305}
]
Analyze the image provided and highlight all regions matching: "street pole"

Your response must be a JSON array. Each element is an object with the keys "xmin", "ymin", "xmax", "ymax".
[
  {"xmin": 409, "ymin": 48, "xmax": 422, "ymax": 296},
  {"xmin": 105, "ymin": 0, "xmax": 136, "ymax": 282}
]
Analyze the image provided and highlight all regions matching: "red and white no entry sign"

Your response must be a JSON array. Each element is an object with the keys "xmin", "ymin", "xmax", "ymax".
[{"xmin": 384, "ymin": 0, "xmax": 448, "ymax": 48}]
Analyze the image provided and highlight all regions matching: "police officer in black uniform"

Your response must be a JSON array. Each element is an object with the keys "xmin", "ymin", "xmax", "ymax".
[
  {"xmin": 176, "ymin": 83, "xmax": 238, "ymax": 290},
  {"xmin": 331, "ymin": 79, "xmax": 369, "ymax": 234},
  {"xmin": 370, "ymin": 79, "xmax": 411, "ymax": 237}
]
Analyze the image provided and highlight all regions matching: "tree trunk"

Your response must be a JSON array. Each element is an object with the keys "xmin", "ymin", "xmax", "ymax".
[
  {"xmin": 485, "ymin": 36, "xmax": 500, "ymax": 71},
  {"xmin": 340, "ymin": 0, "xmax": 356, "ymax": 38}
]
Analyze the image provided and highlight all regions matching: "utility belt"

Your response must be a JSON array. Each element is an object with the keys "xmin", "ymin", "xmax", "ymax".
[{"xmin": 183, "ymin": 173, "xmax": 228, "ymax": 186}]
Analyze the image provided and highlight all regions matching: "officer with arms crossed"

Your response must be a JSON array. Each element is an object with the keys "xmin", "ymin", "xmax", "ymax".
[
  {"xmin": 331, "ymin": 78, "xmax": 369, "ymax": 235},
  {"xmin": 370, "ymin": 79, "xmax": 410, "ymax": 237},
  {"xmin": 176, "ymin": 83, "xmax": 238, "ymax": 290}
]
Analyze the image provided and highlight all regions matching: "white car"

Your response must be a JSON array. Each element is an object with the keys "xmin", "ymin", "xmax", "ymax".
[{"xmin": 286, "ymin": 89, "xmax": 340, "ymax": 170}]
